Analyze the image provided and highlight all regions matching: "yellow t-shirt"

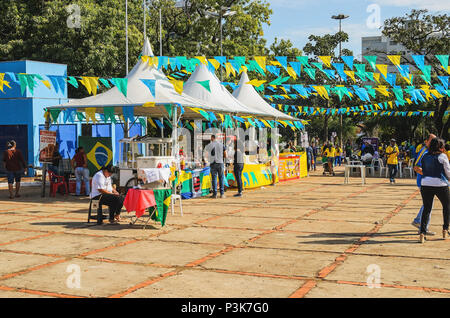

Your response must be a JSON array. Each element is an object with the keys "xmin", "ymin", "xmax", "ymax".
[
  {"xmin": 386, "ymin": 145, "xmax": 399, "ymax": 165},
  {"xmin": 327, "ymin": 147, "xmax": 336, "ymax": 158}
]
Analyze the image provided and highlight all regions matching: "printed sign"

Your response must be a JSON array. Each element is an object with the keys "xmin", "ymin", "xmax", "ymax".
[{"xmin": 39, "ymin": 130, "xmax": 57, "ymax": 163}]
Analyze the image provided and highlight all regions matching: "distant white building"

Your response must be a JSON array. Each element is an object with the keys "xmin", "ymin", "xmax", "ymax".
[{"xmin": 361, "ymin": 35, "xmax": 414, "ymax": 72}]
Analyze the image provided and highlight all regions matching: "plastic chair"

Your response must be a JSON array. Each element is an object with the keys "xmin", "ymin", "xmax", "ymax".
[
  {"xmin": 378, "ymin": 159, "xmax": 388, "ymax": 178},
  {"xmin": 87, "ymin": 195, "xmax": 108, "ymax": 224},
  {"xmin": 403, "ymin": 159, "xmax": 414, "ymax": 178},
  {"xmin": 48, "ymin": 170, "xmax": 68, "ymax": 197},
  {"xmin": 366, "ymin": 158, "xmax": 376, "ymax": 176}
]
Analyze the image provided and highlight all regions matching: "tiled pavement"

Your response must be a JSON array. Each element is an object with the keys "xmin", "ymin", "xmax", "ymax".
[{"xmin": 0, "ymin": 167, "xmax": 449, "ymax": 298}]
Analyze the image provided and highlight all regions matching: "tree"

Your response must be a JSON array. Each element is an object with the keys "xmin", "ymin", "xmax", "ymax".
[
  {"xmin": 382, "ymin": 9, "xmax": 450, "ymax": 139},
  {"xmin": 0, "ymin": 0, "xmax": 272, "ymax": 97}
]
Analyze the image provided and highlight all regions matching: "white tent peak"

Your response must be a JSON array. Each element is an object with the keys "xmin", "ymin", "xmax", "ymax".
[
  {"xmin": 142, "ymin": 37, "xmax": 154, "ymax": 57},
  {"xmin": 183, "ymin": 64, "xmax": 265, "ymax": 115},
  {"xmin": 232, "ymin": 71, "xmax": 295, "ymax": 120}
]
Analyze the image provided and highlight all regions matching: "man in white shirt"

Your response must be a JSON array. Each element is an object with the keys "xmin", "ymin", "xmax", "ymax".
[{"xmin": 91, "ymin": 165, "xmax": 124, "ymax": 224}]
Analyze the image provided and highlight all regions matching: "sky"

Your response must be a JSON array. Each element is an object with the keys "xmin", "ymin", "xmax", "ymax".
[{"xmin": 262, "ymin": 0, "xmax": 450, "ymax": 58}]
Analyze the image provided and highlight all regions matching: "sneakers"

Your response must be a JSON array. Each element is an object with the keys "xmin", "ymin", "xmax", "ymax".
[
  {"xmin": 220, "ymin": 194, "xmax": 226, "ymax": 199},
  {"xmin": 210, "ymin": 194, "xmax": 217, "ymax": 199}
]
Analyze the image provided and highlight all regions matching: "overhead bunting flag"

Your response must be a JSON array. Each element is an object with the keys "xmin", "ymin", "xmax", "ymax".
[
  {"xmin": 436, "ymin": 55, "xmax": 449, "ymax": 72},
  {"xmin": 170, "ymin": 79, "xmax": 184, "ymax": 95},
  {"xmin": 254, "ymin": 56, "xmax": 267, "ymax": 71},
  {"xmin": 387, "ymin": 55, "xmax": 401, "ymax": 66},
  {"xmin": 103, "ymin": 107, "xmax": 116, "ymax": 123},
  {"xmin": 79, "ymin": 77, "xmax": 99, "ymax": 95},
  {"xmin": 122, "ymin": 106, "xmax": 135, "ymax": 122},
  {"xmin": 364, "ymin": 56, "xmax": 377, "ymax": 71},
  {"xmin": 341, "ymin": 56, "xmax": 354, "ymax": 69},
  {"xmin": 85, "ymin": 108, "xmax": 97, "ymax": 123},
  {"xmin": 318, "ymin": 56, "xmax": 331, "ymax": 68},
  {"xmin": 67, "ymin": 76, "xmax": 79, "ymax": 88},
  {"xmin": 196, "ymin": 80, "xmax": 211, "ymax": 92},
  {"xmin": 141, "ymin": 79, "xmax": 156, "ymax": 97},
  {"xmin": 111, "ymin": 78, "xmax": 128, "ymax": 97}
]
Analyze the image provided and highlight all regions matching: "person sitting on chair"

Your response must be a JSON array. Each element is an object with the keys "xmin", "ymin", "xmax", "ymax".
[{"xmin": 90, "ymin": 165, "xmax": 124, "ymax": 224}]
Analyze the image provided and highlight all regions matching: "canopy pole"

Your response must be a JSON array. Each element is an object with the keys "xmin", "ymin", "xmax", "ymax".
[{"xmin": 41, "ymin": 111, "xmax": 50, "ymax": 197}]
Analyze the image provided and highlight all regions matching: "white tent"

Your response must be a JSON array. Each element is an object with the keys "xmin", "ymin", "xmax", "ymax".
[
  {"xmin": 232, "ymin": 72, "xmax": 296, "ymax": 121},
  {"xmin": 183, "ymin": 64, "xmax": 267, "ymax": 117},
  {"xmin": 50, "ymin": 38, "xmax": 219, "ymax": 119}
]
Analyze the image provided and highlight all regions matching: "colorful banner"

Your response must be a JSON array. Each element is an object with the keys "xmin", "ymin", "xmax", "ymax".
[
  {"xmin": 78, "ymin": 136, "xmax": 113, "ymax": 176},
  {"xmin": 278, "ymin": 152, "xmax": 307, "ymax": 181},
  {"xmin": 39, "ymin": 130, "xmax": 57, "ymax": 163}
]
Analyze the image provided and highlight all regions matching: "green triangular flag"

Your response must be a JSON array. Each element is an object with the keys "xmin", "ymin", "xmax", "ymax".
[
  {"xmin": 196, "ymin": 80, "xmax": 211, "ymax": 92},
  {"xmin": 111, "ymin": 78, "xmax": 128, "ymax": 97},
  {"xmin": 99, "ymin": 78, "xmax": 111, "ymax": 88},
  {"xmin": 138, "ymin": 117, "xmax": 147, "ymax": 130},
  {"xmin": 76, "ymin": 112, "xmax": 85, "ymax": 122},
  {"xmin": 198, "ymin": 109, "xmax": 210, "ymax": 121},
  {"xmin": 104, "ymin": 107, "xmax": 116, "ymax": 123},
  {"xmin": 296, "ymin": 56, "xmax": 310, "ymax": 67},
  {"xmin": 421, "ymin": 65, "xmax": 431, "ymax": 83},
  {"xmin": 67, "ymin": 76, "xmax": 79, "ymax": 88},
  {"xmin": 49, "ymin": 109, "xmax": 62, "ymax": 123},
  {"xmin": 436, "ymin": 55, "xmax": 449, "ymax": 71},
  {"xmin": 304, "ymin": 68, "xmax": 316, "ymax": 80},
  {"xmin": 164, "ymin": 104, "xmax": 173, "ymax": 118},
  {"xmin": 364, "ymin": 56, "xmax": 377, "ymax": 71}
]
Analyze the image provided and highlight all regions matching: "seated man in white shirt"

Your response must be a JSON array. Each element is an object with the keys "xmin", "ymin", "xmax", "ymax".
[{"xmin": 90, "ymin": 165, "xmax": 124, "ymax": 224}]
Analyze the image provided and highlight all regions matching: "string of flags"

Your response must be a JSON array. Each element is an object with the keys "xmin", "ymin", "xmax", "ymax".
[
  {"xmin": 44, "ymin": 104, "xmax": 308, "ymax": 131},
  {"xmin": 0, "ymin": 54, "xmax": 448, "ymax": 98}
]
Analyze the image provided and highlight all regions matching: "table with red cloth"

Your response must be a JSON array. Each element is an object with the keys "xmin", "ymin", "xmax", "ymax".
[{"xmin": 123, "ymin": 188, "xmax": 172, "ymax": 227}]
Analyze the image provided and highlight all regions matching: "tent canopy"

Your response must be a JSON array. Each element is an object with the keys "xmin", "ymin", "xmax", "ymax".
[{"xmin": 232, "ymin": 72, "xmax": 296, "ymax": 121}]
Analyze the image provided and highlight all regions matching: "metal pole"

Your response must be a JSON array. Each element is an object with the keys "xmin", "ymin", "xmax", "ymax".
[
  {"xmin": 159, "ymin": 7, "xmax": 162, "ymax": 56},
  {"xmin": 41, "ymin": 113, "xmax": 51, "ymax": 197},
  {"xmin": 143, "ymin": 0, "xmax": 146, "ymax": 40},
  {"xmin": 220, "ymin": 11, "xmax": 223, "ymax": 81},
  {"xmin": 338, "ymin": 18, "xmax": 343, "ymax": 149},
  {"xmin": 126, "ymin": 0, "xmax": 129, "ymax": 75}
]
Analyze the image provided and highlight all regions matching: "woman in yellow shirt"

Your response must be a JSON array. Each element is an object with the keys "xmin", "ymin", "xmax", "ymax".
[
  {"xmin": 323, "ymin": 145, "xmax": 336, "ymax": 176},
  {"xmin": 385, "ymin": 139, "xmax": 399, "ymax": 184}
]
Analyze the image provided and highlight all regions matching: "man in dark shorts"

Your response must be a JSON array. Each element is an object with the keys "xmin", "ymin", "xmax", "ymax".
[{"xmin": 3, "ymin": 140, "xmax": 26, "ymax": 199}]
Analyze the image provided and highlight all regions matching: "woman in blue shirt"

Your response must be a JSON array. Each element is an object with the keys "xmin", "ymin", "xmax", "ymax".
[{"xmin": 419, "ymin": 138, "xmax": 450, "ymax": 243}]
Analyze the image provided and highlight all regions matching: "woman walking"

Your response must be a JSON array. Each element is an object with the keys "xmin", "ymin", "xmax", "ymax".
[
  {"xmin": 2, "ymin": 140, "xmax": 26, "ymax": 199},
  {"xmin": 419, "ymin": 138, "xmax": 450, "ymax": 243}
]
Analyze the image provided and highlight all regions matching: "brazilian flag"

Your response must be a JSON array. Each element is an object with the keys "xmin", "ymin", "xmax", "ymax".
[
  {"xmin": 150, "ymin": 189, "xmax": 172, "ymax": 226},
  {"xmin": 79, "ymin": 137, "xmax": 113, "ymax": 176}
]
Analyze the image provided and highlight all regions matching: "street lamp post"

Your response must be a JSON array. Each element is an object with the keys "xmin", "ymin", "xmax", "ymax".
[
  {"xmin": 332, "ymin": 14, "xmax": 349, "ymax": 149},
  {"xmin": 204, "ymin": 7, "xmax": 236, "ymax": 80}
]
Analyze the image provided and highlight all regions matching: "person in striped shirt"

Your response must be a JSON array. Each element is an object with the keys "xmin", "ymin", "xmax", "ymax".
[{"xmin": 411, "ymin": 134, "xmax": 437, "ymax": 235}]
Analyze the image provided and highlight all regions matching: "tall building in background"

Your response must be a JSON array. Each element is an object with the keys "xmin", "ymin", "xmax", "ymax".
[{"xmin": 362, "ymin": 35, "xmax": 414, "ymax": 72}]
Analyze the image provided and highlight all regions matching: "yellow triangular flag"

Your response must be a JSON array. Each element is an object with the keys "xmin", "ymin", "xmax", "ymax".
[
  {"xmin": 344, "ymin": 70, "xmax": 356, "ymax": 83},
  {"xmin": 79, "ymin": 77, "xmax": 92, "ymax": 94},
  {"xmin": 170, "ymin": 80, "xmax": 183, "ymax": 95},
  {"xmin": 318, "ymin": 56, "xmax": 332, "ymax": 68},
  {"xmin": 376, "ymin": 64, "xmax": 388, "ymax": 78},
  {"xmin": 279, "ymin": 86, "xmax": 287, "ymax": 94},
  {"xmin": 208, "ymin": 59, "xmax": 221, "ymax": 70},
  {"xmin": 245, "ymin": 79, "xmax": 266, "ymax": 87},
  {"xmin": 195, "ymin": 56, "xmax": 207, "ymax": 65},
  {"xmin": 218, "ymin": 113, "xmax": 224, "ymax": 122},
  {"xmin": 41, "ymin": 80, "xmax": 52, "ymax": 90},
  {"xmin": 225, "ymin": 63, "xmax": 235, "ymax": 77},
  {"xmin": 373, "ymin": 73, "xmax": 381, "ymax": 84},
  {"xmin": 0, "ymin": 73, "xmax": 11, "ymax": 93},
  {"xmin": 148, "ymin": 118, "xmax": 157, "ymax": 128},
  {"xmin": 143, "ymin": 102, "xmax": 156, "ymax": 107},
  {"xmin": 374, "ymin": 85, "xmax": 390, "ymax": 97},
  {"xmin": 85, "ymin": 108, "xmax": 97, "ymax": 123},
  {"xmin": 312, "ymin": 86, "xmax": 329, "ymax": 100},
  {"xmin": 254, "ymin": 56, "xmax": 267, "ymax": 71},
  {"xmin": 286, "ymin": 66, "xmax": 297, "ymax": 79},
  {"xmin": 387, "ymin": 55, "xmax": 401, "ymax": 66}
]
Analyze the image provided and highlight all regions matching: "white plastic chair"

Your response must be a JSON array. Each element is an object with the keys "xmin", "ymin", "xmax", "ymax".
[
  {"xmin": 403, "ymin": 159, "xmax": 414, "ymax": 178},
  {"xmin": 365, "ymin": 158, "xmax": 375, "ymax": 176},
  {"xmin": 378, "ymin": 159, "xmax": 388, "ymax": 178}
]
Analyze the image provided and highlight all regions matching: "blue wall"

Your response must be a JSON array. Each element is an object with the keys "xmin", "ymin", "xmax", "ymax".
[{"xmin": 0, "ymin": 60, "xmax": 68, "ymax": 174}]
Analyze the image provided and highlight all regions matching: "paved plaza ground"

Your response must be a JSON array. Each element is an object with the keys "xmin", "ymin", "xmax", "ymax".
[{"xmin": 0, "ymin": 166, "xmax": 449, "ymax": 298}]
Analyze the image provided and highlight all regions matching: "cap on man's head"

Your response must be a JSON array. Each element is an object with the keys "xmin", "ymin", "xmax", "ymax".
[{"xmin": 390, "ymin": 138, "xmax": 396, "ymax": 142}]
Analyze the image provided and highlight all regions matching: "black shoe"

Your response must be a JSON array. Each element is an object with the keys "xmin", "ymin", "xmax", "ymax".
[
  {"xmin": 210, "ymin": 194, "xmax": 217, "ymax": 199},
  {"xmin": 234, "ymin": 193, "xmax": 242, "ymax": 197}
]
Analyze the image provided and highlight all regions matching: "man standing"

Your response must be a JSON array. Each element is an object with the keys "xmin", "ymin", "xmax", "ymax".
[
  {"xmin": 90, "ymin": 165, "xmax": 124, "ymax": 224},
  {"xmin": 386, "ymin": 139, "xmax": 399, "ymax": 184},
  {"xmin": 205, "ymin": 135, "xmax": 226, "ymax": 198},
  {"xmin": 71, "ymin": 147, "xmax": 90, "ymax": 196},
  {"xmin": 2, "ymin": 140, "xmax": 26, "ymax": 199},
  {"xmin": 233, "ymin": 138, "xmax": 244, "ymax": 197},
  {"xmin": 411, "ymin": 134, "xmax": 437, "ymax": 236}
]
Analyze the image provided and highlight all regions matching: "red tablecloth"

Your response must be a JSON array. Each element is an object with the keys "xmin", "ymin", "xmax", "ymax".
[{"xmin": 123, "ymin": 189, "xmax": 157, "ymax": 218}]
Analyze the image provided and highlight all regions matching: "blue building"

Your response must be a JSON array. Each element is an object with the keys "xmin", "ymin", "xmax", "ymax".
[{"xmin": 0, "ymin": 60, "xmax": 142, "ymax": 176}]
